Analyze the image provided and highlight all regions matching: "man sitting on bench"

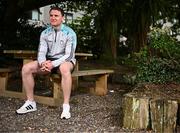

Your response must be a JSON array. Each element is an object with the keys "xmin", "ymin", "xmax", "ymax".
[{"xmin": 16, "ymin": 6, "xmax": 77, "ymax": 119}]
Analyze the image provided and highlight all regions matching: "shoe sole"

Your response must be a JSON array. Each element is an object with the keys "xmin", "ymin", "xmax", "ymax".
[
  {"xmin": 60, "ymin": 113, "xmax": 71, "ymax": 119},
  {"xmin": 61, "ymin": 116, "xmax": 71, "ymax": 119},
  {"xmin": 16, "ymin": 109, "xmax": 37, "ymax": 115}
]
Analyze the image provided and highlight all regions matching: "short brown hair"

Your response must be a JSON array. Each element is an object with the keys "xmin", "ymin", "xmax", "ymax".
[{"xmin": 49, "ymin": 6, "xmax": 64, "ymax": 16}]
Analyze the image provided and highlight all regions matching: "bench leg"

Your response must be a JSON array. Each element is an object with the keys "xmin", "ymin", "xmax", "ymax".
[
  {"xmin": 72, "ymin": 63, "xmax": 79, "ymax": 91},
  {"xmin": 34, "ymin": 78, "xmax": 63, "ymax": 107},
  {"xmin": 91, "ymin": 74, "xmax": 108, "ymax": 96},
  {"xmin": 72, "ymin": 77, "xmax": 78, "ymax": 91},
  {"xmin": 53, "ymin": 79, "xmax": 63, "ymax": 104},
  {"xmin": 0, "ymin": 73, "xmax": 25, "ymax": 99},
  {"xmin": 50, "ymin": 78, "xmax": 63, "ymax": 106},
  {"xmin": 0, "ymin": 73, "xmax": 9, "ymax": 95}
]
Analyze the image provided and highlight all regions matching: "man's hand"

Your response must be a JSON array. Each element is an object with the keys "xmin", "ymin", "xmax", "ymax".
[{"xmin": 40, "ymin": 60, "xmax": 53, "ymax": 72}]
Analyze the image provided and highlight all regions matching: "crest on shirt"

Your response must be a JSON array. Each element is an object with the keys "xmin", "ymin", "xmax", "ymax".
[{"xmin": 60, "ymin": 40, "xmax": 64, "ymax": 45}]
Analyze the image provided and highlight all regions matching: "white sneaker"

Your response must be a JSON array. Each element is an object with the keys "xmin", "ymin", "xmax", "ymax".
[
  {"xmin": 61, "ymin": 111, "xmax": 71, "ymax": 119},
  {"xmin": 16, "ymin": 100, "xmax": 37, "ymax": 114},
  {"xmin": 60, "ymin": 104, "xmax": 71, "ymax": 119}
]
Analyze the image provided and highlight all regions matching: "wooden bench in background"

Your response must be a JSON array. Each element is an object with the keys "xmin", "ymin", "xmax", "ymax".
[
  {"xmin": 0, "ymin": 68, "xmax": 13, "ymax": 94},
  {"xmin": 0, "ymin": 69, "xmax": 114, "ymax": 106}
]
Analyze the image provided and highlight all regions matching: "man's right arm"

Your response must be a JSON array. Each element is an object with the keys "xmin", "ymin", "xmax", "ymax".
[{"xmin": 37, "ymin": 32, "xmax": 48, "ymax": 66}]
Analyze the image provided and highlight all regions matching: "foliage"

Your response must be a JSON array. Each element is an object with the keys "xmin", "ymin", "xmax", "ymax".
[
  {"xmin": 68, "ymin": 14, "xmax": 98, "ymax": 54},
  {"xmin": 136, "ymin": 27, "xmax": 180, "ymax": 83},
  {"xmin": 136, "ymin": 56, "xmax": 179, "ymax": 83},
  {"xmin": 2, "ymin": 19, "xmax": 45, "ymax": 50},
  {"xmin": 127, "ymin": 0, "xmax": 170, "ymax": 53},
  {"xmin": 0, "ymin": 0, "xmax": 7, "ymax": 23},
  {"xmin": 55, "ymin": 2, "xmax": 102, "ymax": 57},
  {"xmin": 1, "ymin": 0, "xmax": 180, "ymax": 64},
  {"xmin": 148, "ymin": 27, "xmax": 180, "ymax": 60},
  {"xmin": 58, "ymin": 1, "xmax": 128, "ymax": 61},
  {"xmin": 16, "ymin": 22, "xmax": 45, "ymax": 50}
]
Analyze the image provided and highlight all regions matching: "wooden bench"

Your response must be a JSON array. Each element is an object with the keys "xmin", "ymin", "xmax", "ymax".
[
  {"xmin": 0, "ymin": 69, "xmax": 114, "ymax": 106},
  {"xmin": 0, "ymin": 68, "xmax": 13, "ymax": 94},
  {"xmin": 49, "ymin": 69, "xmax": 114, "ymax": 106}
]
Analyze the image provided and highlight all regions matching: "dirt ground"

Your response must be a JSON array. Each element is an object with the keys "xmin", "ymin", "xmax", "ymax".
[{"xmin": 0, "ymin": 58, "xmax": 180, "ymax": 132}]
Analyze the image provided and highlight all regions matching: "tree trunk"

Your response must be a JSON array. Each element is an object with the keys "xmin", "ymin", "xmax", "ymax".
[{"xmin": 109, "ymin": 16, "xmax": 117, "ymax": 64}]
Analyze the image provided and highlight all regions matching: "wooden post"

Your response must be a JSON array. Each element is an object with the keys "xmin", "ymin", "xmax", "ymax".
[
  {"xmin": 123, "ymin": 93, "xmax": 150, "ymax": 129},
  {"xmin": 0, "ymin": 73, "xmax": 8, "ymax": 94},
  {"xmin": 93, "ymin": 74, "xmax": 108, "ymax": 96},
  {"xmin": 52, "ymin": 78, "xmax": 63, "ymax": 106},
  {"xmin": 72, "ymin": 62, "xmax": 79, "ymax": 91},
  {"xmin": 150, "ymin": 99, "xmax": 178, "ymax": 133}
]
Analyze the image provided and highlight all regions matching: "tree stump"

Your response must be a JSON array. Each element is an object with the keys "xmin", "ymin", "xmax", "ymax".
[
  {"xmin": 177, "ymin": 103, "xmax": 180, "ymax": 126},
  {"xmin": 122, "ymin": 83, "xmax": 180, "ymax": 132},
  {"xmin": 123, "ymin": 93, "xmax": 150, "ymax": 129},
  {"xmin": 150, "ymin": 99, "xmax": 178, "ymax": 133}
]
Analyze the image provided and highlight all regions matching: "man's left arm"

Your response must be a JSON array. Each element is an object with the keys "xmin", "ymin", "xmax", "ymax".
[{"xmin": 52, "ymin": 33, "xmax": 77, "ymax": 67}]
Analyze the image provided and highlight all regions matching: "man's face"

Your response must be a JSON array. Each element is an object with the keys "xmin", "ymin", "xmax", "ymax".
[{"xmin": 49, "ymin": 9, "xmax": 64, "ymax": 27}]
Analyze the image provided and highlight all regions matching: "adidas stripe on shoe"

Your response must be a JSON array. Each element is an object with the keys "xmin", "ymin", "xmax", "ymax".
[{"xmin": 16, "ymin": 100, "xmax": 37, "ymax": 114}]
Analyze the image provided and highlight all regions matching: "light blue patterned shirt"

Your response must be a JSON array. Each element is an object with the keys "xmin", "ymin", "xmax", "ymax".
[{"xmin": 37, "ymin": 24, "xmax": 77, "ymax": 67}]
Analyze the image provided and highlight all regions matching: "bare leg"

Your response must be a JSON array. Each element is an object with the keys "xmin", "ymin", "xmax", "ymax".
[
  {"xmin": 59, "ymin": 62, "xmax": 73, "ymax": 119},
  {"xmin": 16, "ymin": 61, "xmax": 49, "ymax": 114},
  {"xmin": 21, "ymin": 61, "xmax": 41, "ymax": 101},
  {"xmin": 59, "ymin": 62, "xmax": 74, "ymax": 104}
]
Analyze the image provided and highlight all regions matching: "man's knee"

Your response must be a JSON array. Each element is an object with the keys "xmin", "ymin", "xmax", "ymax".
[
  {"xmin": 59, "ymin": 62, "xmax": 73, "ymax": 75},
  {"xmin": 22, "ymin": 61, "xmax": 37, "ymax": 75},
  {"xmin": 22, "ymin": 64, "xmax": 33, "ymax": 75},
  {"xmin": 60, "ymin": 65, "xmax": 69, "ymax": 75}
]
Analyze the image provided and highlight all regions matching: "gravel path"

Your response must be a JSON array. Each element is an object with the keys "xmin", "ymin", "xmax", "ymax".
[
  {"xmin": 0, "ymin": 83, "xmax": 145, "ymax": 133},
  {"xmin": 1, "ymin": 82, "xmax": 179, "ymax": 133}
]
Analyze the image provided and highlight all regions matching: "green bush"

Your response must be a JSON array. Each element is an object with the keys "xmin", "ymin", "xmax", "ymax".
[
  {"xmin": 149, "ymin": 27, "xmax": 180, "ymax": 60},
  {"xmin": 136, "ymin": 27, "xmax": 180, "ymax": 83},
  {"xmin": 136, "ymin": 56, "xmax": 180, "ymax": 83},
  {"xmin": 1, "ymin": 19, "xmax": 45, "ymax": 50},
  {"xmin": 15, "ymin": 21, "xmax": 45, "ymax": 50}
]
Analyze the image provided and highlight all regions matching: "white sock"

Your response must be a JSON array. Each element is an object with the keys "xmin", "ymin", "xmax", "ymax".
[
  {"xmin": 26, "ymin": 100, "xmax": 36, "ymax": 106},
  {"xmin": 63, "ymin": 104, "xmax": 70, "ymax": 112}
]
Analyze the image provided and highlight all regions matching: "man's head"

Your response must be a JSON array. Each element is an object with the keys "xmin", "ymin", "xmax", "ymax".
[{"xmin": 49, "ymin": 6, "xmax": 64, "ymax": 27}]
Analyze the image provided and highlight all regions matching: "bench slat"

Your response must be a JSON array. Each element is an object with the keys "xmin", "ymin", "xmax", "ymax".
[
  {"xmin": 72, "ymin": 69, "xmax": 114, "ymax": 76},
  {"xmin": 0, "ymin": 68, "xmax": 12, "ymax": 73},
  {"xmin": 52, "ymin": 69, "xmax": 114, "ymax": 78}
]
